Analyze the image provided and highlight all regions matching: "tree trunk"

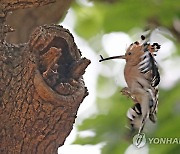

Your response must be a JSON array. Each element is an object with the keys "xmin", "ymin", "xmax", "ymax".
[
  {"xmin": 6, "ymin": 0, "xmax": 73, "ymax": 43},
  {"xmin": 0, "ymin": 1, "xmax": 90, "ymax": 154}
]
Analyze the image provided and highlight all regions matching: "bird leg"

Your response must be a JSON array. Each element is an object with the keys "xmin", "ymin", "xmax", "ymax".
[{"xmin": 121, "ymin": 87, "xmax": 138, "ymax": 103}]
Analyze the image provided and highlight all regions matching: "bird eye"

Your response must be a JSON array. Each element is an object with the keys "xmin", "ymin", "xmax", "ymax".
[{"xmin": 128, "ymin": 52, "xmax": 131, "ymax": 55}]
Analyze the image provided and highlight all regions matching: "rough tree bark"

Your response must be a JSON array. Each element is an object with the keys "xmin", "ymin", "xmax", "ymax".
[
  {"xmin": 0, "ymin": 0, "xmax": 90, "ymax": 154},
  {"xmin": 6, "ymin": 0, "xmax": 74, "ymax": 43}
]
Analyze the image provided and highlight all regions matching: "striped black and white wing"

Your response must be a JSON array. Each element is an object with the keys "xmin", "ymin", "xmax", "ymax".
[
  {"xmin": 139, "ymin": 50, "xmax": 160, "ymax": 123},
  {"xmin": 139, "ymin": 51, "xmax": 160, "ymax": 87}
]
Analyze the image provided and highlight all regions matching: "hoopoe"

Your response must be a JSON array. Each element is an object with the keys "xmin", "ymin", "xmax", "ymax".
[{"xmin": 99, "ymin": 35, "xmax": 160, "ymax": 134}]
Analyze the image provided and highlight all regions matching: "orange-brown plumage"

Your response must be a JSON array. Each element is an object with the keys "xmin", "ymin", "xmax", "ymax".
[{"xmin": 99, "ymin": 36, "xmax": 160, "ymax": 133}]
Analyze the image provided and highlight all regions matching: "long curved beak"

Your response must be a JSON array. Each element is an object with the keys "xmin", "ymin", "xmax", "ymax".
[{"xmin": 99, "ymin": 55, "xmax": 125, "ymax": 62}]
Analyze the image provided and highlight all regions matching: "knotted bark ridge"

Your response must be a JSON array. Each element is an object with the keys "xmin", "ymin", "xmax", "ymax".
[{"xmin": 0, "ymin": 1, "xmax": 91, "ymax": 153}]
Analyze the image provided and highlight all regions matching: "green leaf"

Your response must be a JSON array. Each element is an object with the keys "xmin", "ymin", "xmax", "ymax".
[{"xmin": 73, "ymin": 0, "xmax": 180, "ymax": 39}]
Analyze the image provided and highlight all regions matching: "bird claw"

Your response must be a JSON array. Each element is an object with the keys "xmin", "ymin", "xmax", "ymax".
[
  {"xmin": 121, "ymin": 87, "xmax": 139, "ymax": 103},
  {"xmin": 121, "ymin": 87, "xmax": 131, "ymax": 97}
]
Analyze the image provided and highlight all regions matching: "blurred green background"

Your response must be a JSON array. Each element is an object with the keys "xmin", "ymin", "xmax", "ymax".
[{"xmin": 69, "ymin": 0, "xmax": 180, "ymax": 154}]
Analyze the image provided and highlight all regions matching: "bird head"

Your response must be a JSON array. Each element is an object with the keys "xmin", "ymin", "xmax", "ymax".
[{"xmin": 99, "ymin": 35, "xmax": 160, "ymax": 64}]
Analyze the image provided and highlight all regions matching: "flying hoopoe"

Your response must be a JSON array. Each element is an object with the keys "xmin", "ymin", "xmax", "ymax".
[{"xmin": 99, "ymin": 35, "xmax": 160, "ymax": 134}]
